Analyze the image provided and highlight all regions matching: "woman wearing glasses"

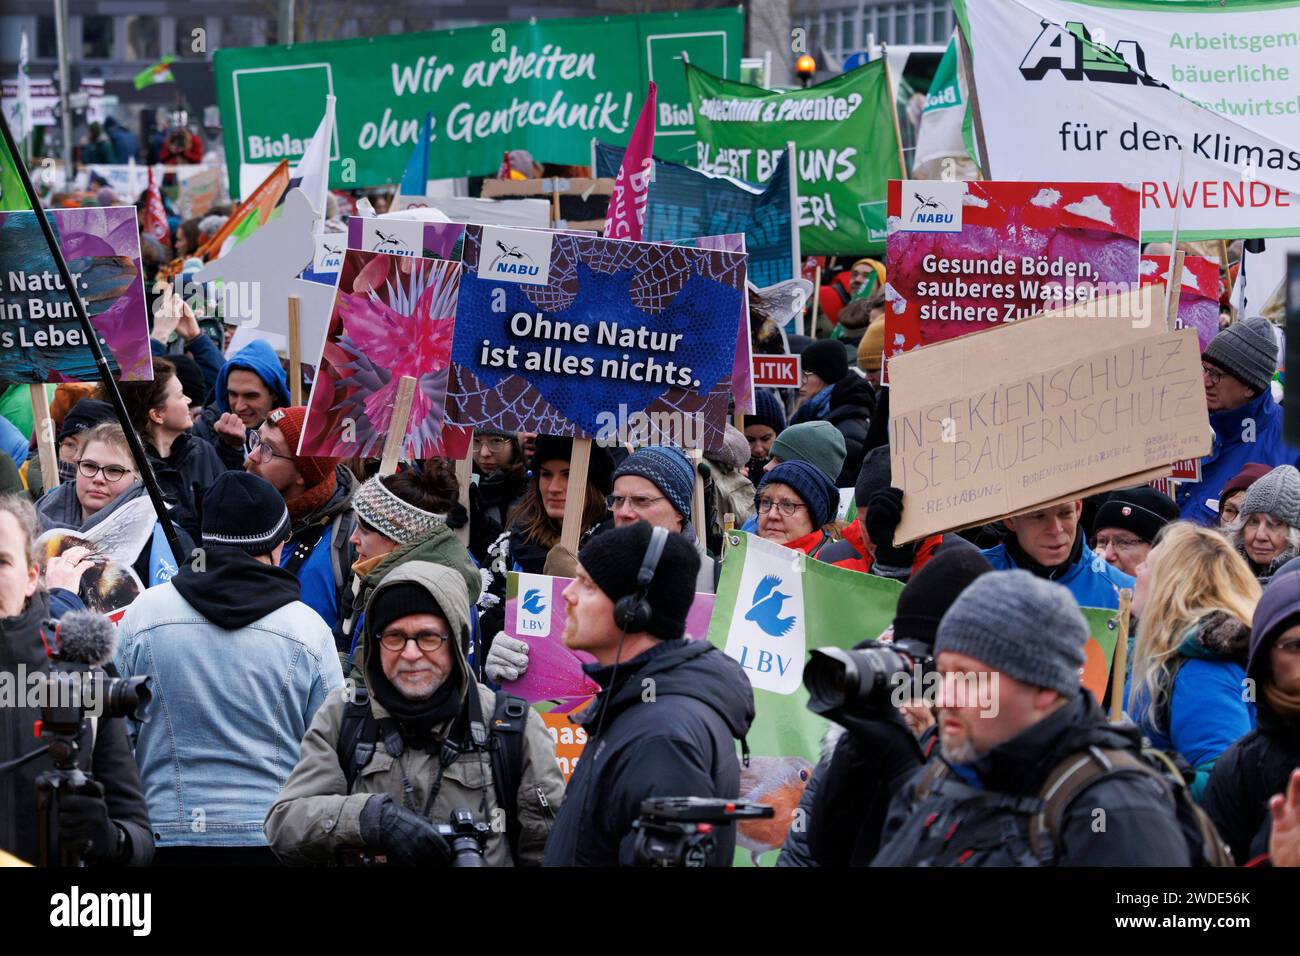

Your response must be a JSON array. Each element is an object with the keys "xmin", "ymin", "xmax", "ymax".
[
  {"xmin": 1205, "ymin": 568, "xmax": 1300, "ymax": 865},
  {"xmin": 753, "ymin": 460, "xmax": 842, "ymax": 557},
  {"xmin": 468, "ymin": 428, "xmax": 528, "ymax": 564},
  {"xmin": 106, "ymin": 357, "xmax": 224, "ymax": 540},
  {"xmin": 1127, "ymin": 522, "xmax": 1260, "ymax": 803},
  {"xmin": 1226, "ymin": 465, "xmax": 1300, "ymax": 586},
  {"xmin": 36, "ymin": 421, "xmax": 196, "ymax": 589}
]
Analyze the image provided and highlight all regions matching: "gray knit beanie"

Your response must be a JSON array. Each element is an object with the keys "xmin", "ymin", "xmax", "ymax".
[
  {"xmin": 1203, "ymin": 316, "xmax": 1278, "ymax": 394},
  {"xmin": 935, "ymin": 570, "xmax": 1087, "ymax": 696},
  {"xmin": 1240, "ymin": 464, "xmax": 1300, "ymax": 529}
]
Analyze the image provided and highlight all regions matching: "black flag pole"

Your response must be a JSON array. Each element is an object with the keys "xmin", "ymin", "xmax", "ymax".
[{"xmin": 0, "ymin": 111, "xmax": 186, "ymax": 564}]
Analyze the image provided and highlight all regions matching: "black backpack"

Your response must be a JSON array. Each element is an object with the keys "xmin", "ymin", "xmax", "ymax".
[
  {"xmin": 913, "ymin": 744, "xmax": 1234, "ymax": 866},
  {"xmin": 336, "ymin": 685, "xmax": 531, "ymax": 859}
]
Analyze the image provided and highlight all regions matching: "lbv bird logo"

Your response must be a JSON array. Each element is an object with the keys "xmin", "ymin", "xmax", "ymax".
[
  {"xmin": 744, "ymin": 575, "xmax": 796, "ymax": 637},
  {"xmin": 521, "ymin": 588, "xmax": 547, "ymax": 615}
]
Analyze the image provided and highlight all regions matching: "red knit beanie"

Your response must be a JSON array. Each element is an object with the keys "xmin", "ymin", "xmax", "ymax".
[{"xmin": 267, "ymin": 406, "xmax": 340, "ymax": 488}]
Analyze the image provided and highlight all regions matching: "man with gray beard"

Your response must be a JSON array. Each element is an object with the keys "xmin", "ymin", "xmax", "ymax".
[{"xmin": 868, "ymin": 571, "xmax": 1192, "ymax": 866}]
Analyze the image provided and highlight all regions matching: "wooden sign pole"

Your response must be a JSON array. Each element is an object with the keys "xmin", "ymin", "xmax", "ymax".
[
  {"xmin": 1109, "ymin": 588, "xmax": 1134, "ymax": 722},
  {"xmin": 287, "ymin": 295, "xmax": 302, "ymax": 406},
  {"xmin": 690, "ymin": 448, "xmax": 707, "ymax": 550},
  {"xmin": 880, "ymin": 45, "xmax": 909, "ymax": 179},
  {"xmin": 30, "ymin": 385, "xmax": 58, "ymax": 490},
  {"xmin": 558, "ymin": 437, "xmax": 592, "ymax": 555},
  {"xmin": 454, "ymin": 449, "xmax": 473, "ymax": 548},
  {"xmin": 378, "ymin": 375, "xmax": 416, "ymax": 477},
  {"xmin": 1165, "ymin": 250, "xmax": 1186, "ymax": 330}
]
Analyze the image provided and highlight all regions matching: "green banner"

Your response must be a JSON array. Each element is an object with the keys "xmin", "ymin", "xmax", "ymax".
[
  {"xmin": 213, "ymin": 9, "xmax": 741, "ymax": 197},
  {"xmin": 708, "ymin": 532, "xmax": 903, "ymax": 864},
  {"xmin": 685, "ymin": 61, "xmax": 903, "ymax": 255}
]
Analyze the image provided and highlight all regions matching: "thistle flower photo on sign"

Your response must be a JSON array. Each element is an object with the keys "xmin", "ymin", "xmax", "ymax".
[{"xmin": 299, "ymin": 248, "xmax": 464, "ymax": 459}]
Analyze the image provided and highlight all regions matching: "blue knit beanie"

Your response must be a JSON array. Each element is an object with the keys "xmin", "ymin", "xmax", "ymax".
[
  {"xmin": 758, "ymin": 460, "xmax": 839, "ymax": 529},
  {"xmin": 613, "ymin": 446, "xmax": 696, "ymax": 521},
  {"xmin": 744, "ymin": 388, "xmax": 787, "ymax": 436}
]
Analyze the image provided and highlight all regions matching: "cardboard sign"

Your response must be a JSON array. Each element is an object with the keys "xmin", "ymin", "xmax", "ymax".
[
  {"xmin": 753, "ymin": 354, "xmax": 800, "ymax": 389},
  {"xmin": 887, "ymin": 287, "xmax": 1212, "ymax": 543},
  {"xmin": 447, "ymin": 225, "xmax": 746, "ymax": 450},
  {"xmin": 884, "ymin": 179, "xmax": 1141, "ymax": 380},
  {"xmin": 298, "ymin": 249, "xmax": 464, "ymax": 459},
  {"xmin": 0, "ymin": 206, "xmax": 151, "ymax": 384}
]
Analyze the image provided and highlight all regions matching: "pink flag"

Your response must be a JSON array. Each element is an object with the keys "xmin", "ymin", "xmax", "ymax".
[
  {"xmin": 603, "ymin": 82, "xmax": 657, "ymax": 241},
  {"xmin": 144, "ymin": 167, "xmax": 170, "ymax": 247}
]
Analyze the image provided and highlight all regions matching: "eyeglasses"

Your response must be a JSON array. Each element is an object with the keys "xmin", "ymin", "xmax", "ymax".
[
  {"xmin": 1096, "ymin": 535, "xmax": 1144, "ymax": 552},
  {"xmin": 1202, "ymin": 365, "xmax": 1224, "ymax": 386},
  {"xmin": 244, "ymin": 431, "xmax": 293, "ymax": 465},
  {"xmin": 77, "ymin": 459, "xmax": 132, "ymax": 482},
  {"xmin": 756, "ymin": 496, "xmax": 806, "ymax": 517},
  {"xmin": 1275, "ymin": 638, "xmax": 1300, "ymax": 654},
  {"xmin": 606, "ymin": 493, "xmax": 666, "ymax": 512},
  {"xmin": 378, "ymin": 630, "xmax": 448, "ymax": 653},
  {"xmin": 474, "ymin": 436, "xmax": 512, "ymax": 451}
]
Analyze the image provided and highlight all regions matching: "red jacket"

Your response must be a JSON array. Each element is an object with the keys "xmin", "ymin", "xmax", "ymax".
[
  {"xmin": 779, "ymin": 527, "xmax": 837, "ymax": 557},
  {"xmin": 828, "ymin": 520, "xmax": 946, "ymax": 576}
]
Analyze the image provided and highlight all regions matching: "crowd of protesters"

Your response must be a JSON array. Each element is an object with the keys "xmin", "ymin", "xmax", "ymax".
[{"xmin": 4, "ymin": 182, "xmax": 1300, "ymax": 871}]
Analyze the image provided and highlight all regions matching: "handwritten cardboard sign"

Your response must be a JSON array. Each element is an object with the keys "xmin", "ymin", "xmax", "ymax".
[{"xmin": 888, "ymin": 286, "xmax": 1212, "ymax": 543}]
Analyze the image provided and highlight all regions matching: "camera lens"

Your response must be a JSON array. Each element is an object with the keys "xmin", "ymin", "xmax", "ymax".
[
  {"xmin": 805, "ymin": 645, "xmax": 911, "ymax": 715},
  {"xmin": 103, "ymin": 675, "xmax": 152, "ymax": 722}
]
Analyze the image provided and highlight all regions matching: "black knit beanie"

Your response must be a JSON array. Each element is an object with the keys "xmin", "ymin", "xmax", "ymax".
[
  {"xmin": 892, "ymin": 547, "xmax": 994, "ymax": 652},
  {"xmin": 368, "ymin": 582, "xmax": 445, "ymax": 639},
  {"xmin": 578, "ymin": 523, "xmax": 701, "ymax": 641}
]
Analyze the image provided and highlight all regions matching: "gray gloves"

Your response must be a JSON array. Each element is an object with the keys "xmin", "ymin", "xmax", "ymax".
[{"xmin": 484, "ymin": 634, "xmax": 530, "ymax": 683}]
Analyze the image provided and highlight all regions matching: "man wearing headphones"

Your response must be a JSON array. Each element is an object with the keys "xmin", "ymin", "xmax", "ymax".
[{"xmin": 543, "ymin": 523, "xmax": 755, "ymax": 866}]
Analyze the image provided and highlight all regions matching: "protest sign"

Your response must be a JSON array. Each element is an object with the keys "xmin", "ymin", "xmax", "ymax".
[
  {"xmin": 887, "ymin": 286, "xmax": 1212, "ymax": 543},
  {"xmin": 34, "ymin": 496, "xmax": 164, "ymax": 616},
  {"xmin": 884, "ymin": 180, "xmax": 1141, "ymax": 376},
  {"xmin": 298, "ymin": 249, "xmax": 466, "ymax": 460},
  {"xmin": 955, "ymin": 0, "xmax": 1300, "ymax": 240},
  {"xmin": 0, "ymin": 206, "xmax": 151, "ymax": 383},
  {"xmin": 1140, "ymin": 254, "xmax": 1221, "ymax": 350},
  {"xmin": 345, "ymin": 216, "xmax": 465, "ymax": 259},
  {"xmin": 707, "ymin": 532, "xmax": 902, "ymax": 864},
  {"xmin": 668, "ymin": 233, "xmax": 752, "ymax": 415},
  {"xmin": 594, "ymin": 140, "xmax": 798, "ymax": 289},
  {"xmin": 194, "ymin": 188, "xmax": 335, "ymax": 367},
  {"xmin": 685, "ymin": 61, "xmax": 903, "ymax": 255},
  {"xmin": 447, "ymin": 225, "xmax": 746, "ymax": 450},
  {"xmin": 213, "ymin": 8, "xmax": 741, "ymax": 196},
  {"xmin": 753, "ymin": 354, "xmax": 800, "ymax": 389},
  {"xmin": 176, "ymin": 167, "xmax": 223, "ymax": 220}
]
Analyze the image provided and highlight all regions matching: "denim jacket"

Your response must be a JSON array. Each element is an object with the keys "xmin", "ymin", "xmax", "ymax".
[{"xmin": 114, "ymin": 582, "xmax": 344, "ymax": 846}]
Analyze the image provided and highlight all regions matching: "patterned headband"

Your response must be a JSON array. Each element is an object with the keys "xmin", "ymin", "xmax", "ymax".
[{"xmin": 351, "ymin": 475, "xmax": 447, "ymax": 545}]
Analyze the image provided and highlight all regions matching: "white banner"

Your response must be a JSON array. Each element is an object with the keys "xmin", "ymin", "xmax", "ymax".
[{"xmin": 957, "ymin": 0, "xmax": 1300, "ymax": 240}]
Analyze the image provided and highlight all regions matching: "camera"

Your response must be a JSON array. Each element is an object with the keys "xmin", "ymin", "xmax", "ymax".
[
  {"xmin": 436, "ymin": 808, "xmax": 491, "ymax": 867},
  {"xmin": 631, "ymin": 797, "xmax": 773, "ymax": 867},
  {"xmin": 804, "ymin": 638, "xmax": 933, "ymax": 717}
]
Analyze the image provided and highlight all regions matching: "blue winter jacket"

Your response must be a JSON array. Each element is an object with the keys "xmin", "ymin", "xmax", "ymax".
[
  {"xmin": 1177, "ymin": 390, "xmax": 1300, "ymax": 525},
  {"xmin": 982, "ymin": 540, "xmax": 1134, "ymax": 610},
  {"xmin": 1126, "ymin": 615, "xmax": 1255, "ymax": 802},
  {"xmin": 0, "ymin": 413, "xmax": 27, "ymax": 466}
]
